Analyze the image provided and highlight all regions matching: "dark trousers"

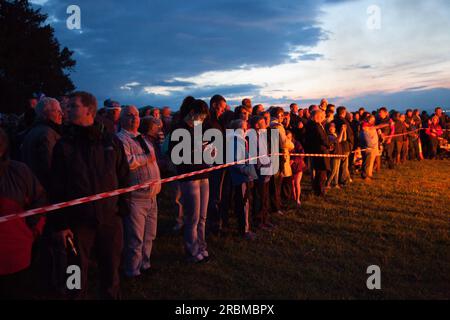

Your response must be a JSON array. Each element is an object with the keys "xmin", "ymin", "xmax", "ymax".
[
  {"xmin": 409, "ymin": 139, "xmax": 420, "ymax": 160},
  {"xmin": 429, "ymin": 137, "xmax": 440, "ymax": 159},
  {"xmin": 312, "ymin": 170, "xmax": 328, "ymax": 196},
  {"xmin": 269, "ymin": 173, "xmax": 283, "ymax": 211},
  {"xmin": 420, "ymin": 132, "xmax": 429, "ymax": 157},
  {"xmin": 207, "ymin": 169, "xmax": 225, "ymax": 234},
  {"xmin": 37, "ymin": 232, "xmax": 69, "ymax": 296},
  {"xmin": 234, "ymin": 182, "xmax": 253, "ymax": 235},
  {"xmin": 281, "ymin": 176, "xmax": 293, "ymax": 201},
  {"xmin": 402, "ymin": 140, "xmax": 408, "ymax": 162},
  {"xmin": 252, "ymin": 179, "xmax": 270, "ymax": 226},
  {"xmin": 394, "ymin": 140, "xmax": 408, "ymax": 163},
  {"xmin": 218, "ymin": 169, "xmax": 232, "ymax": 230},
  {"xmin": 383, "ymin": 142, "xmax": 395, "ymax": 168},
  {"xmin": 349, "ymin": 152, "xmax": 355, "ymax": 174},
  {"xmin": 73, "ymin": 220, "xmax": 123, "ymax": 300}
]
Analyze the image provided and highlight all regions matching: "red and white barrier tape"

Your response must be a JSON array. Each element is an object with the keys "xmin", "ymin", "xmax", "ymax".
[
  {"xmin": 384, "ymin": 127, "xmax": 450, "ymax": 138},
  {"xmin": 383, "ymin": 128, "xmax": 422, "ymax": 139},
  {"xmin": 0, "ymin": 152, "xmax": 352, "ymax": 224},
  {"xmin": 2, "ymin": 125, "xmax": 448, "ymax": 224},
  {"xmin": 289, "ymin": 153, "xmax": 348, "ymax": 158}
]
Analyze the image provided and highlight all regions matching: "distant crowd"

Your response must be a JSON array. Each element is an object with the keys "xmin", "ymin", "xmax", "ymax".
[{"xmin": 0, "ymin": 92, "xmax": 449, "ymax": 299}]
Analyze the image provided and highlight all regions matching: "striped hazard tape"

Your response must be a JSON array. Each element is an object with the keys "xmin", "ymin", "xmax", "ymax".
[
  {"xmin": 0, "ymin": 152, "xmax": 351, "ymax": 224},
  {"xmin": 1, "ymin": 128, "xmax": 447, "ymax": 225}
]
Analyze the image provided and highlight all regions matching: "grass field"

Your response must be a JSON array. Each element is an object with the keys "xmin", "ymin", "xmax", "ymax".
[{"xmin": 121, "ymin": 159, "xmax": 450, "ymax": 300}]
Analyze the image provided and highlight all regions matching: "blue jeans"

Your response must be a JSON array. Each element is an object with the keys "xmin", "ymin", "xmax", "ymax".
[
  {"xmin": 207, "ymin": 169, "xmax": 225, "ymax": 233},
  {"xmin": 123, "ymin": 194, "xmax": 158, "ymax": 277},
  {"xmin": 180, "ymin": 179, "xmax": 209, "ymax": 257},
  {"xmin": 234, "ymin": 182, "xmax": 251, "ymax": 234}
]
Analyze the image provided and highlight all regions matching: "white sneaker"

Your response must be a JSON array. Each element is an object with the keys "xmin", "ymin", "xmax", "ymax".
[{"xmin": 187, "ymin": 253, "xmax": 204, "ymax": 263}]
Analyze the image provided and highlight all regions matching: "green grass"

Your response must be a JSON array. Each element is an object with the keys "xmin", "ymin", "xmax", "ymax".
[{"xmin": 122, "ymin": 160, "xmax": 450, "ymax": 300}]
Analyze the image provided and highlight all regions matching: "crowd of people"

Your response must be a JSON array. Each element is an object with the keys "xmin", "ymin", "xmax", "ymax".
[{"xmin": 0, "ymin": 92, "xmax": 449, "ymax": 299}]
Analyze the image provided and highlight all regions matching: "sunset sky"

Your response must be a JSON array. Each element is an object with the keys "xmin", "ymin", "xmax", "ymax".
[{"xmin": 31, "ymin": 0, "xmax": 450, "ymax": 111}]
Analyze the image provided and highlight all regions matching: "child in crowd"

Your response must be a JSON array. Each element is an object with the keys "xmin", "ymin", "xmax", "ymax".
[{"xmin": 289, "ymin": 132, "xmax": 306, "ymax": 207}]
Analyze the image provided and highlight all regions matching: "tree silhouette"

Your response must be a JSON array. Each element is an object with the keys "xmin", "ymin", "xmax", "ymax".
[{"xmin": 0, "ymin": 0, "xmax": 76, "ymax": 114}]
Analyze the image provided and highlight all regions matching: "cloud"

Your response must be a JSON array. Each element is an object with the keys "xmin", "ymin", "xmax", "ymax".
[
  {"xmin": 142, "ymin": 83, "xmax": 262, "ymax": 104},
  {"xmin": 30, "ymin": 0, "xmax": 50, "ymax": 5},
  {"xmin": 120, "ymin": 82, "xmax": 141, "ymax": 91},
  {"xmin": 405, "ymin": 86, "xmax": 429, "ymax": 92},
  {"xmin": 344, "ymin": 64, "xmax": 373, "ymax": 70},
  {"xmin": 31, "ymin": 0, "xmax": 350, "ymax": 103},
  {"xmin": 29, "ymin": 0, "xmax": 450, "ymax": 109},
  {"xmin": 143, "ymin": 86, "xmax": 186, "ymax": 97}
]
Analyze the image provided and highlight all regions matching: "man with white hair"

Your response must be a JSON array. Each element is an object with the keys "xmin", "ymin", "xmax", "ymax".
[
  {"xmin": 116, "ymin": 105, "xmax": 161, "ymax": 278},
  {"xmin": 21, "ymin": 97, "xmax": 63, "ymax": 189}
]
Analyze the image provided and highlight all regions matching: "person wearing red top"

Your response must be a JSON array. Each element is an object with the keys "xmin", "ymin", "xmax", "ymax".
[{"xmin": 0, "ymin": 128, "xmax": 46, "ymax": 299}]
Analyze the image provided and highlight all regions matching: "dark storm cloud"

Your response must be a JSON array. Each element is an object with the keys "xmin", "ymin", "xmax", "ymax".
[
  {"xmin": 32, "ymin": 0, "xmax": 350, "ymax": 106},
  {"xmin": 137, "ymin": 83, "xmax": 263, "ymax": 108}
]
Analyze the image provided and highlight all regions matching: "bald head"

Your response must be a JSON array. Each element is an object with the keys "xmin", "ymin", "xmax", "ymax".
[{"xmin": 120, "ymin": 105, "xmax": 140, "ymax": 133}]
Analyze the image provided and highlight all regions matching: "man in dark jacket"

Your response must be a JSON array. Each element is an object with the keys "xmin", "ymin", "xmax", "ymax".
[
  {"xmin": 376, "ymin": 107, "xmax": 395, "ymax": 169},
  {"xmin": 406, "ymin": 115, "xmax": 421, "ymax": 161},
  {"xmin": 205, "ymin": 95, "xmax": 227, "ymax": 236},
  {"xmin": 21, "ymin": 97, "xmax": 63, "ymax": 190},
  {"xmin": 393, "ymin": 113, "xmax": 408, "ymax": 163},
  {"xmin": 289, "ymin": 103, "xmax": 301, "ymax": 126},
  {"xmin": 334, "ymin": 106, "xmax": 354, "ymax": 185},
  {"xmin": 306, "ymin": 110, "xmax": 330, "ymax": 196},
  {"xmin": 49, "ymin": 91, "xmax": 130, "ymax": 299}
]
